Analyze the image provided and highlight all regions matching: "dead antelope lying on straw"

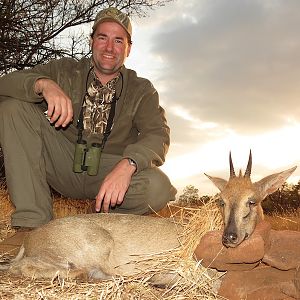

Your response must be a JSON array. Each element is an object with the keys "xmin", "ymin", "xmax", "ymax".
[
  {"xmin": 0, "ymin": 151, "xmax": 296, "ymax": 283},
  {"xmin": 206, "ymin": 150, "xmax": 297, "ymax": 248},
  {"xmin": 0, "ymin": 214, "xmax": 183, "ymax": 284}
]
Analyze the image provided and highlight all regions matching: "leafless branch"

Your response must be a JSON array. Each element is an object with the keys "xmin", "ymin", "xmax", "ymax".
[{"xmin": 0, "ymin": 0, "xmax": 173, "ymax": 75}]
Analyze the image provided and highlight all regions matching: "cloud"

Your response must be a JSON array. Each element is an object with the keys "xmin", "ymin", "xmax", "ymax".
[{"xmin": 149, "ymin": 0, "xmax": 300, "ymax": 138}]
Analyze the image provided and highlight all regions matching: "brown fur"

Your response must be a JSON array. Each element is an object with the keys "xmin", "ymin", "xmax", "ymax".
[
  {"xmin": 206, "ymin": 152, "xmax": 296, "ymax": 247},
  {"xmin": 1, "ymin": 214, "xmax": 182, "ymax": 283}
]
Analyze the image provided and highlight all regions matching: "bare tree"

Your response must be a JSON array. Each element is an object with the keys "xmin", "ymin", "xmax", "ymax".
[{"xmin": 0, "ymin": 0, "xmax": 173, "ymax": 75}]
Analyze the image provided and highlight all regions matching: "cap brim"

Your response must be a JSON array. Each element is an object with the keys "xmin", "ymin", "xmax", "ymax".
[{"xmin": 92, "ymin": 18, "xmax": 131, "ymax": 38}]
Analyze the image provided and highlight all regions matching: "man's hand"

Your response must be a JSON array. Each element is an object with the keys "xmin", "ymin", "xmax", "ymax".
[
  {"xmin": 35, "ymin": 78, "xmax": 73, "ymax": 128},
  {"xmin": 95, "ymin": 159, "xmax": 136, "ymax": 213}
]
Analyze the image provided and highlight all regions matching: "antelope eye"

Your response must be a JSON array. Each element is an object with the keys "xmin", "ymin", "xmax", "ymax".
[{"xmin": 248, "ymin": 198, "xmax": 256, "ymax": 206}]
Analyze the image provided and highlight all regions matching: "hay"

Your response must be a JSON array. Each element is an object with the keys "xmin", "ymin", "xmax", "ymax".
[
  {"xmin": 0, "ymin": 184, "xmax": 12, "ymax": 224},
  {"xmin": 0, "ymin": 186, "xmax": 94, "ymax": 221},
  {"xmin": 0, "ymin": 186, "xmax": 225, "ymax": 299}
]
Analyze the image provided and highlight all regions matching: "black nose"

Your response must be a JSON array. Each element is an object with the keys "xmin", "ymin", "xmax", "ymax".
[{"xmin": 222, "ymin": 232, "xmax": 238, "ymax": 245}]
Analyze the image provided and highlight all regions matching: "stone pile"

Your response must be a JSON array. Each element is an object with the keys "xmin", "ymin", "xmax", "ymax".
[{"xmin": 195, "ymin": 221, "xmax": 300, "ymax": 299}]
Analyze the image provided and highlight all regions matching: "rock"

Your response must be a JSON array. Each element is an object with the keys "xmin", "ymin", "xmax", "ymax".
[
  {"xmin": 263, "ymin": 230, "xmax": 300, "ymax": 270},
  {"xmin": 194, "ymin": 221, "xmax": 271, "ymax": 271},
  {"xmin": 194, "ymin": 221, "xmax": 300, "ymax": 298},
  {"xmin": 218, "ymin": 265, "xmax": 298, "ymax": 300}
]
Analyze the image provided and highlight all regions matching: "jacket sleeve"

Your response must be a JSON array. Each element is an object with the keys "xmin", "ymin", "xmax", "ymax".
[
  {"xmin": 0, "ymin": 65, "xmax": 50, "ymax": 102},
  {"xmin": 122, "ymin": 82, "xmax": 170, "ymax": 172},
  {"xmin": 0, "ymin": 65, "xmax": 53, "ymax": 102}
]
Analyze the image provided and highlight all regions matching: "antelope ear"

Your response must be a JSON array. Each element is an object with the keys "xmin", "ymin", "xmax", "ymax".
[
  {"xmin": 204, "ymin": 173, "xmax": 228, "ymax": 192},
  {"xmin": 254, "ymin": 166, "xmax": 297, "ymax": 200}
]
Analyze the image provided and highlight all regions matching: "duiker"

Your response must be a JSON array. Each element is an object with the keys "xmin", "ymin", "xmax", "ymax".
[
  {"xmin": 205, "ymin": 151, "xmax": 296, "ymax": 248},
  {"xmin": 0, "ymin": 214, "xmax": 182, "ymax": 283}
]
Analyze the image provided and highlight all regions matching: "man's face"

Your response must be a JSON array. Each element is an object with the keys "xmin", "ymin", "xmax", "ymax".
[{"xmin": 91, "ymin": 21, "xmax": 131, "ymax": 80}]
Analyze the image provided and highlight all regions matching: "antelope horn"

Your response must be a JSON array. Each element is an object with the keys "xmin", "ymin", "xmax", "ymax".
[
  {"xmin": 229, "ymin": 151, "xmax": 236, "ymax": 178},
  {"xmin": 244, "ymin": 150, "xmax": 252, "ymax": 177}
]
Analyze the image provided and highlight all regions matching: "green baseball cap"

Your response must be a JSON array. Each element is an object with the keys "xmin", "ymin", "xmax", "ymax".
[{"xmin": 92, "ymin": 7, "xmax": 132, "ymax": 40}]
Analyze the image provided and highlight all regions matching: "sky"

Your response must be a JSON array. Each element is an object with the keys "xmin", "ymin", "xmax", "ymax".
[{"xmin": 122, "ymin": 0, "xmax": 300, "ymax": 196}]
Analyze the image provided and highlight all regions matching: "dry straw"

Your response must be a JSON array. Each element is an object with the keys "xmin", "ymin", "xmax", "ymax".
[{"xmin": 0, "ymin": 186, "xmax": 225, "ymax": 299}]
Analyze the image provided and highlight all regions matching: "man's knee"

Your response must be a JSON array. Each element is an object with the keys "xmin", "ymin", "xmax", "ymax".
[
  {"xmin": 0, "ymin": 98, "xmax": 42, "ymax": 116},
  {"xmin": 0, "ymin": 100, "xmax": 24, "ymax": 143},
  {"xmin": 0, "ymin": 99, "xmax": 38, "ymax": 126},
  {"xmin": 0, "ymin": 99, "xmax": 21, "ymax": 117},
  {"xmin": 145, "ymin": 168, "xmax": 177, "ymax": 211},
  {"xmin": 116, "ymin": 167, "xmax": 177, "ymax": 215}
]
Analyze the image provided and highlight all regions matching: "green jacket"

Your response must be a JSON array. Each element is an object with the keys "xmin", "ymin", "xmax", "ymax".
[{"xmin": 0, "ymin": 58, "xmax": 170, "ymax": 172}]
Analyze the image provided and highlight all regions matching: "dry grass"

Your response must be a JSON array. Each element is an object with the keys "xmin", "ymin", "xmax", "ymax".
[
  {"xmin": 0, "ymin": 186, "xmax": 225, "ymax": 300},
  {"xmin": 265, "ymin": 209, "xmax": 300, "ymax": 231}
]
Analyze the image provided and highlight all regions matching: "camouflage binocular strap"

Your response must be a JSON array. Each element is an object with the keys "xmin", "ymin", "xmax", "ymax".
[{"xmin": 76, "ymin": 67, "xmax": 123, "ymax": 150}]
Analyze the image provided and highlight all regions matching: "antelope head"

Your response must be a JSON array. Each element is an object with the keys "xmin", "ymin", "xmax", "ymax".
[{"xmin": 205, "ymin": 151, "xmax": 296, "ymax": 248}]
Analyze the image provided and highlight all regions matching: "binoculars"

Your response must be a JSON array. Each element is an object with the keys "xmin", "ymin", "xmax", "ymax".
[{"xmin": 73, "ymin": 141, "xmax": 101, "ymax": 176}]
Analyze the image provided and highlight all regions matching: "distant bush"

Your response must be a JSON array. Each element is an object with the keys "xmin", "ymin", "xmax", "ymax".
[
  {"xmin": 262, "ymin": 182, "xmax": 300, "ymax": 214},
  {"xmin": 177, "ymin": 185, "xmax": 213, "ymax": 207}
]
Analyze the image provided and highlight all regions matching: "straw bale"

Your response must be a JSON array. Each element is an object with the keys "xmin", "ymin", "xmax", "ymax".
[{"xmin": 0, "ymin": 186, "xmax": 94, "ymax": 221}]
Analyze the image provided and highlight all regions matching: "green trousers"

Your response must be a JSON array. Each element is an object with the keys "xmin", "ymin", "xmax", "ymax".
[{"xmin": 0, "ymin": 99, "xmax": 176, "ymax": 228}]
